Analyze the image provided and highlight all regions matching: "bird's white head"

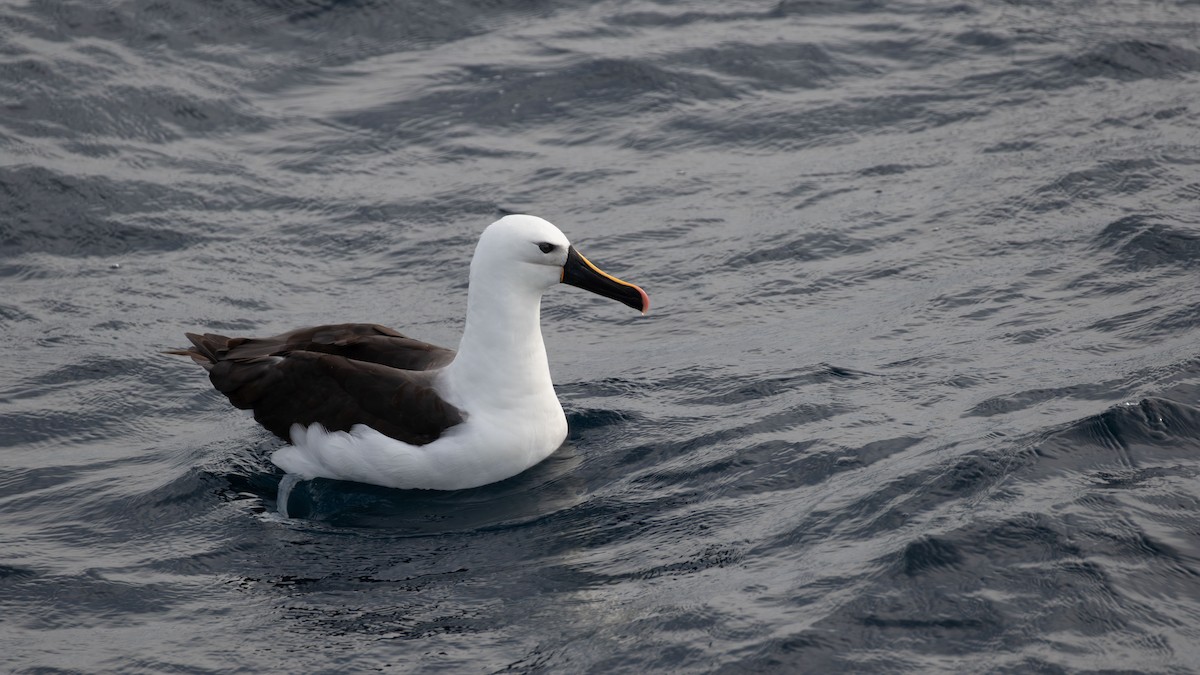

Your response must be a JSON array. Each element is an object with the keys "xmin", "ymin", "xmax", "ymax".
[
  {"xmin": 470, "ymin": 214, "xmax": 649, "ymax": 314},
  {"xmin": 471, "ymin": 215, "xmax": 573, "ymax": 294}
]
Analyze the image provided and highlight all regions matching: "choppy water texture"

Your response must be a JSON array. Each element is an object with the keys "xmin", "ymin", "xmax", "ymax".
[{"xmin": 3, "ymin": 0, "xmax": 1200, "ymax": 672}]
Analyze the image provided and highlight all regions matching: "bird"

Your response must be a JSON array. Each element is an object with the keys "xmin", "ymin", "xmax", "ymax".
[{"xmin": 170, "ymin": 214, "xmax": 648, "ymax": 494}]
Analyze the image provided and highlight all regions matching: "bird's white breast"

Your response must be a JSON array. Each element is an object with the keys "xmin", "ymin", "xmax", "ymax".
[{"xmin": 271, "ymin": 370, "xmax": 567, "ymax": 491}]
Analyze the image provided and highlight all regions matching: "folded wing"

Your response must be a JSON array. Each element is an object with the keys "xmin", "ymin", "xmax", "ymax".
[{"xmin": 172, "ymin": 324, "xmax": 462, "ymax": 444}]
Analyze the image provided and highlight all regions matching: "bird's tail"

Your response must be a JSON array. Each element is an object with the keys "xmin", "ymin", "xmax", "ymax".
[{"xmin": 163, "ymin": 332, "xmax": 232, "ymax": 371}]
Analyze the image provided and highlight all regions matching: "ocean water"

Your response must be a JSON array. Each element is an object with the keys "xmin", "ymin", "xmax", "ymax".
[{"xmin": 3, "ymin": 0, "xmax": 1200, "ymax": 672}]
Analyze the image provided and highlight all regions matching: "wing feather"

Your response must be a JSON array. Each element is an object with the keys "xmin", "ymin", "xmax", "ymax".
[{"xmin": 172, "ymin": 324, "xmax": 462, "ymax": 444}]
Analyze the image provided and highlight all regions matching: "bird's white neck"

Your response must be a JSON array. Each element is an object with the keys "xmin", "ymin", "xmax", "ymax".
[{"xmin": 442, "ymin": 273, "xmax": 556, "ymax": 409}]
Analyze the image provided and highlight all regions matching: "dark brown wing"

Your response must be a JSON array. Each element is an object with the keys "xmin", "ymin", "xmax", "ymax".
[
  {"xmin": 187, "ymin": 323, "xmax": 456, "ymax": 371},
  {"xmin": 170, "ymin": 324, "xmax": 462, "ymax": 444}
]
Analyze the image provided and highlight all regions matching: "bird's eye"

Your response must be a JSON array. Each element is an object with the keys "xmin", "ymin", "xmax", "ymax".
[{"xmin": 537, "ymin": 242, "xmax": 558, "ymax": 254}]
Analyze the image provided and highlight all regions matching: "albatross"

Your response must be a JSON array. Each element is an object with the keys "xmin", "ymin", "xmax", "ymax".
[{"xmin": 171, "ymin": 214, "xmax": 648, "ymax": 493}]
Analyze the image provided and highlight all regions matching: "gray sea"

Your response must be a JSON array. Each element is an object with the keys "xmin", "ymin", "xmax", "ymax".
[{"xmin": 4, "ymin": 0, "xmax": 1200, "ymax": 672}]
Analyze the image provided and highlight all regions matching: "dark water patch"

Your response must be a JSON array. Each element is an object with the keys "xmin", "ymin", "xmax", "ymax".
[
  {"xmin": 674, "ymin": 365, "xmax": 871, "ymax": 408},
  {"xmin": 4, "ymin": 570, "xmax": 182, "ymax": 630},
  {"xmin": 277, "ymin": 0, "xmax": 414, "ymax": 25},
  {"xmin": 668, "ymin": 42, "xmax": 853, "ymax": 91},
  {"xmin": 1091, "ymin": 465, "xmax": 1200, "ymax": 491},
  {"xmin": 593, "ymin": 219, "xmax": 713, "ymax": 247},
  {"xmin": 759, "ymin": 442, "xmax": 1025, "ymax": 557},
  {"xmin": 928, "ymin": 284, "xmax": 1032, "ymax": 311},
  {"xmin": 0, "ymin": 356, "xmax": 190, "ymax": 448},
  {"xmin": 1057, "ymin": 268, "xmax": 1158, "ymax": 299},
  {"xmin": 983, "ymin": 139, "xmax": 1039, "ymax": 153},
  {"xmin": 750, "ymin": 260, "xmax": 912, "ymax": 300},
  {"xmin": 1151, "ymin": 106, "xmax": 1188, "ymax": 121},
  {"xmin": 953, "ymin": 29, "xmax": 1012, "ymax": 50},
  {"xmin": 282, "ymin": 596, "xmax": 491, "ymax": 642},
  {"xmin": 730, "ymin": 598, "xmax": 1004, "ymax": 671},
  {"xmin": 825, "ymin": 445, "xmax": 1200, "ymax": 667},
  {"xmin": 560, "ymin": 376, "xmax": 646, "ymax": 401},
  {"xmin": 565, "ymin": 407, "xmax": 634, "ymax": 435},
  {"xmin": 1086, "ymin": 306, "xmax": 1161, "ymax": 335},
  {"xmin": 858, "ymin": 163, "xmax": 928, "ymax": 177},
  {"xmin": 773, "ymin": 0, "xmax": 890, "ymax": 17},
  {"xmin": 0, "ymin": 564, "xmax": 38, "ymax": 582},
  {"xmin": 1064, "ymin": 41, "xmax": 1200, "ymax": 83},
  {"xmin": 742, "ymin": 515, "xmax": 1156, "ymax": 669},
  {"xmin": 934, "ymin": 513, "xmax": 1085, "ymax": 568},
  {"xmin": 678, "ymin": 372, "xmax": 813, "ymax": 407},
  {"xmin": 0, "ymin": 166, "xmax": 208, "ymax": 257},
  {"xmin": 5, "ymin": 356, "xmax": 147, "ymax": 395},
  {"xmin": 892, "ymin": 448, "xmax": 1034, "ymax": 526},
  {"xmin": 1078, "ymin": 302, "xmax": 1200, "ymax": 346},
  {"xmin": 3, "ymin": 0, "xmax": 436, "ymax": 57},
  {"xmin": 843, "ymin": 34, "xmax": 965, "ymax": 70},
  {"xmin": 261, "ymin": 0, "xmax": 573, "ymax": 52},
  {"xmin": 639, "ymin": 89, "xmax": 982, "ymax": 152},
  {"xmin": 848, "ymin": 435, "xmax": 924, "ymax": 467},
  {"xmin": 790, "ymin": 186, "xmax": 859, "ymax": 211},
  {"xmin": 0, "ymin": 303, "xmax": 36, "ymax": 322},
  {"xmin": 725, "ymin": 230, "xmax": 880, "ymax": 267},
  {"xmin": 524, "ymin": 166, "xmax": 638, "ymax": 189},
  {"xmin": 1031, "ymin": 159, "xmax": 1160, "ymax": 211},
  {"xmin": 707, "ymin": 434, "xmax": 923, "ymax": 496},
  {"xmin": 5, "ymin": 84, "xmax": 269, "ymax": 142},
  {"xmin": 965, "ymin": 380, "xmax": 1130, "ymax": 418},
  {"xmin": 126, "ymin": 468, "xmax": 234, "ymax": 521},
  {"xmin": 918, "ymin": 451, "xmax": 1024, "ymax": 504},
  {"xmin": 899, "ymin": 535, "xmax": 962, "ymax": 576},
  {"xmin": 1032, "ymin": 398, "xmax": 1200, "ymax": 478},
  {"xmin": 1000, "ymin": 326, "xmax": 1059, "ymax": 345},
  {"xmin": 216, "ymin": 452, "xmax": 287, "ymax": 505},
  {"xmin": 612, "ymin": 543, "xmax": 745, "ymax": 582},
  {"xmin": 610, "ymin": 400, "xmax": 861, "ymax": 492},
  {"xmin": 939, "ymin": 372, "xmax": 993, "ymax": 388},
  {"xmin": 336, "ymin": 58, "xmax": 738, "ymax": 137},
  {"xmin": 819, "ymin": 363, "xmax": 874, "ymax": 380},
  {"xmin": 0, "ymin": 37, "xmax": 267, "ymax": 143},
  {"xmin": 717, "ymin": 631, "xmax": 871, "ymax": 675},
  {"xmin": 0, "ymin": 409, "xmax": 117, "ymax": 449},
  {"xmin": 636, "ymin": 437, "xmax": 818, "ymax": 492},
  {"xmin": 3, "ymin": 0, "xmax": 192, "ymax": 46},
  {"xmin": 608, "ymin": 8, "xmax": 779, "ymax": 28},
  {"xmin": 0, "ymin": 465, "xmax": 82, "ymax": 501},
  {"xmin": 1087, "ymin": 511, "xmax": 1200, "ymax": 569},
  {"xmin": 1093, "ymin": 215, "xmax": 1200, "ymax": 272},
  {"xmin": 605, "ymin": 172, "xmax": 716, "ymax": 209},
  {"xmin": 859, "ymin": 612, "xmax": 996, "ymax": 633}
]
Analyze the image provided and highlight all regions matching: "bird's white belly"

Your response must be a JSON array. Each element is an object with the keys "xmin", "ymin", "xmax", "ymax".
[{"xmin": 271, "ymin": 398, "xmax": 568, "ymax": 490}]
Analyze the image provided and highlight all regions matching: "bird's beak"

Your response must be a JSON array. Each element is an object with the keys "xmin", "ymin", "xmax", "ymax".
[{"xmin": 561, "ymin": 246, "xmax": 649, "ymax": 314}]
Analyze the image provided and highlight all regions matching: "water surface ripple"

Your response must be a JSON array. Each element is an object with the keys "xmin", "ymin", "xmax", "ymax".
[{"xmin": 3, "ymin": 0, "xmax": 1200, "ymax": 672}]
